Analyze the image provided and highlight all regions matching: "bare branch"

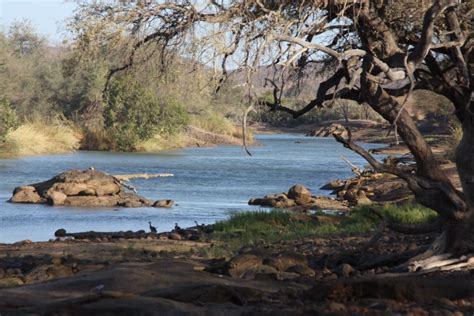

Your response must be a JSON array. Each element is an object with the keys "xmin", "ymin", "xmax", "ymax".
[{"xmin": 242, "ymin": 104, "xmax": 256, "ymax": 156}]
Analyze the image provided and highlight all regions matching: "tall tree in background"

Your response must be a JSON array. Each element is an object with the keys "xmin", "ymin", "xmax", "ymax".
[{"xmin": 71, "ymin": 0, "xmax": 473, "ymax": 270}]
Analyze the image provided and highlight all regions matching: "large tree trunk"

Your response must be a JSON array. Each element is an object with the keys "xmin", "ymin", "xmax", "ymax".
[
  {"xmin": 354, "ymin": 4, "xmax": 474, "ymax": 260},
  {"xmin": 456, "ymin": 121, "xmax": 474, "ymax": 203},
  {"xmin": 451, "ymin": 120, "xmax": 474, "ymax": 253}
]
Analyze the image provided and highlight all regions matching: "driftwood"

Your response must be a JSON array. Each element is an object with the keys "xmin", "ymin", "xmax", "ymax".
[
  {"xmin": 113, "ymin": 173, "xmax": 174, "ymax": 181},
  {"xmin": 54, "ymin": 229, "xmax": 162, "ymax": 240}
]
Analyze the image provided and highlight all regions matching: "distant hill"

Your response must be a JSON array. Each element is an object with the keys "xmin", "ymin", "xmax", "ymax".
[{"xmin": 226, "ymin": 61, "xmax": 335, "ymax": 100}]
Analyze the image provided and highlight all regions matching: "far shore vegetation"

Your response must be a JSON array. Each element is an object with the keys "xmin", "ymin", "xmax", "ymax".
[
  {"xmin": 0, "ymin": 21, "xmax": 251, "ymax": 157},
  {"xmin": 0, "ymin": 21, "xmax": 459, "ymax": 158}
]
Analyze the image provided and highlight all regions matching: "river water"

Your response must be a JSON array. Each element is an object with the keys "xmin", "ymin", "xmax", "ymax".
[{"xmin": 0, "ymin": 134, "xmax": 382, "ymax": 243}]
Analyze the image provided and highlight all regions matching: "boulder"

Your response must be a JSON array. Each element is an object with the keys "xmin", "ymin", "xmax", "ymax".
[
  {"xmin": 248, "ymin": 196, "xmax": 296, "ymax": 208},
  {"xmin": 227, "ymin": 254, "xmax": 263, "ymax": 278},
  {"xmin": 287, "ymin": 184, "xmax": 312, "ymax": 204},
  {"xmin": 339, "ymin": 263, "xmax": 355, "ymax": 278},
  {"xmin": 343, "ymin": 189, "xmax": 373, "ymax": 206},
  {"xmin": 168, "ymin": 233, "xmax": 182, "ymax": 241},
  {"xmin": 55, "ymin": 229, "xmax": 67, "ymax": 237},
  {"xmin": 47, "ymin": 191, "xmax": 67, "ymax": 206},
  {"xmin": 10, "ymin": 186, "xmax": 42, "ymax": 204},
  {"xmin": 153, "ymin": 199, "xmax": 175, "ymax": 208}
]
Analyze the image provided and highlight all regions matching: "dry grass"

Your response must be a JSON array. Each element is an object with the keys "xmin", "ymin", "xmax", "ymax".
[
  {"xmin": 445, "ymin": 123, "xmax": 463, "ymax": 160},
  {"xmin": 137, "ymin": 113, "xmax": 253, "ymax": 153},
  {"xmin": 2, "ymin": 119, "xmax": 81, "ymax": 157},
  {"xmin": 190, "ymin": 113, "xmax": 235, "ymax": 136},
  {"xmin": 190, "ymin": 113, "xmax": 254, "ymax": 141},
  {"xmin": 137, "ymin": 133, "xmax": 189, "ymax": 152}
]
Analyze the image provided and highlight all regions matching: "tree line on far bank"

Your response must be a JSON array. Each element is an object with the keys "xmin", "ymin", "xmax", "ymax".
[
  {"xmin": 1, "ymin": 20, "xmax": 408, "ymax": 155},
  {"xmin": 0, "ymin": 21, "xmax": 247, "ymax": 154}
]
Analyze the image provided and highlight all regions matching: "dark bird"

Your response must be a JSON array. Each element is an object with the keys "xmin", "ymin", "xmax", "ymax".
[
  {"xmin": 148, "ymin": 221, "xmax": 157, "ymax": 233},
  {"xmin": 174, "ymin": 222, "xmax": 183, "ymax": 234},
  {"xmin": 194, "ymin": 220, "xmax": 205, "ymax": 231}
]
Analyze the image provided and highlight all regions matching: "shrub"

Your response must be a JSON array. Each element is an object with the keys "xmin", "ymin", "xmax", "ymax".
[
  {"xmin": 104, "ymin": 76, "xmax": 189, "ymax": 151},
  {"xmin": 0, "ymin": 97, "xmax": 19, "ymax": 143}
]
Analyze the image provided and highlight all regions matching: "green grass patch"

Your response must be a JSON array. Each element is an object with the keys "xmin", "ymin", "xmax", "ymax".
[
  {"xmin": 352, "ymin": 203, "xmax": 438, "ymax": 225},
  {"xmin": 201, "ymin": 203, "xmax": 438, "ymax": 258}
]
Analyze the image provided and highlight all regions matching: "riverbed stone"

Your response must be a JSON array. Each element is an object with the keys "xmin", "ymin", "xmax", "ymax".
[
  {"xmin": 10, "ymin": 186, "xmax": 42, "ymax": 204},
  {"xmin": 153, "ymin": 199, "xmax": 175, "ymax": 208},
  {"xmin": 168, "ymin": 233, "xmax": 182, "ymax": 241},
  {"xmin": 288, "ymin": 185, "xmax": 312, "ymax": 204},
  {"xmin": 339, "ymin": 263, "xmax": 355, "ymax": 278},
  {"xmin": 55, "ymin": 229, "xmax": 67, "ymax": 237},
  {"xmin": 47, "ymin": 191, "xmax": 68, "ymax": 206}
]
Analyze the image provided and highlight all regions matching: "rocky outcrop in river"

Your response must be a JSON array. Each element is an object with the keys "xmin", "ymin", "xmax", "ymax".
[
  {"xmin": 249, "ymin": 184, "xmax": 349, "ymax": 211},
  {"xmin": 9, "ymin": 169, "xmax": 173, "ymax": 208}
]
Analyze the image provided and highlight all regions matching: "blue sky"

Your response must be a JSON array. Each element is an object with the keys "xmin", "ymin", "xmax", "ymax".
[{"xmin": 0, "ymin": 0, "xmax": 77, "ymax": 43}]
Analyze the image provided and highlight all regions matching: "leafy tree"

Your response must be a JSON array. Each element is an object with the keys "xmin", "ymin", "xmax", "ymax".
[
  {"xmin": 70, "ymin": 0, "xmax": 473, "ymax": 269},
  {"xmin": 105, "ymin": 75, "xmax": 188, "ymax": 151},
  {"xmin": 7, "ymin": 20, "xmax": 43, "ymax": 57},
  {"xmin": 0, "ymin": 24, "xmax": 62, "ymax": 118}
]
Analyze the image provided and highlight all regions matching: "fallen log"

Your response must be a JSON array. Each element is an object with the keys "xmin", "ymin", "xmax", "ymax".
[
  {"xmin": 113, "ymin": 173, "xmax": 174, "ymax": 181},
  {"xmin": 54, "ymin": 228, "xmax": 162, "ymax": 240}
]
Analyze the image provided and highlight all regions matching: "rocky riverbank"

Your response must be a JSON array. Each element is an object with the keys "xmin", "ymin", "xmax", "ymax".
[{"xmin": 0, "ymin": 219, "xmax": 472, "ymax": 315}]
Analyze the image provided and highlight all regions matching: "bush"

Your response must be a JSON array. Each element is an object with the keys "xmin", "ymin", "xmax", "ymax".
[
  {"xmin": 104, "ymin": 76, "xmax": 189, "ymax": 151},
  {"xmin": 0, "ymin": 97, "xmax": 19, "ymax": 143}
]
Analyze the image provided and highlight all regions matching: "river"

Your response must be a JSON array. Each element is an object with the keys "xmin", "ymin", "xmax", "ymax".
[{"xmin": 0, "ymin": 134, "xmax": 382, "ymax": 243}]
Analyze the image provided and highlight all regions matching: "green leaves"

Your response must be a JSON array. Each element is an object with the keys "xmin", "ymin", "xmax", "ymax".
[
  {"xmin": 104, "ymin": 75, "xmax": 188, "ymax": 151},
  {"xmin": 0, "ymin": 97, "xmax": 19, "ymax": 143}
]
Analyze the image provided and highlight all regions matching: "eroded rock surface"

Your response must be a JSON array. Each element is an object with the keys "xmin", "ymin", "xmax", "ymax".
[{"xmin": 9, "ymin": 169, "xmax": 173, "ymax": 208}]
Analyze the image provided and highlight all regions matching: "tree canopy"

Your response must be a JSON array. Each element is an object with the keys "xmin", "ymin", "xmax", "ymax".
[{"xmin": 69, "ymin": 0, "xmax": 473, "ymax": 267}]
